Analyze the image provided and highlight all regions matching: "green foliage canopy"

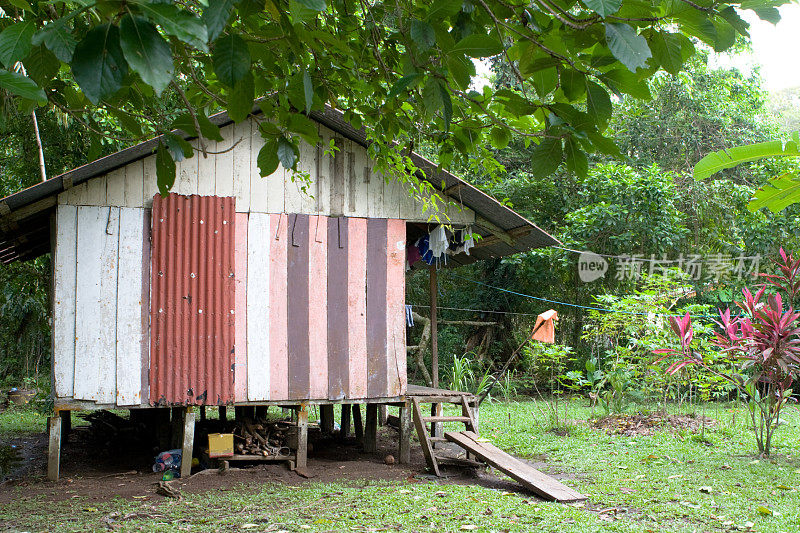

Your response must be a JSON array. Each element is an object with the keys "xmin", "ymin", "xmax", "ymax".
[{"xmin": 0, "ymin": 0, "xmax": 788, "ymax": 191}]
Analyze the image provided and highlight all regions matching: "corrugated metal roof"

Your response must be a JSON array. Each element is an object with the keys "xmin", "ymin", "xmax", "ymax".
[
  {"xmin": 0, "ymin": 106, "xmax": 559, "ymax": 264},
  {"xmin": 149, "ymin": 194, "xmax": 235, "ymax": 405}
]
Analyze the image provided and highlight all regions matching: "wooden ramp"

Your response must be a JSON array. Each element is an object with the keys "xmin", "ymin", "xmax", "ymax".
[{"xmin": 445, "ymin": 431, "xmax": 586, "ymax": 503}]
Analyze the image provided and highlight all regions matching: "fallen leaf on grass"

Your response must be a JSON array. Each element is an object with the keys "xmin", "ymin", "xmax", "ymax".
[
  {"xmin": 240, "ymin": 525, "xmax": 259, "ymax": 530},
  {"xmin": 460, "ymin": 525, "xmax": 478, "ymax": 530},
  {"xmin": 756, "ymin": 506, "xmax": 773, "ymax": 516}
]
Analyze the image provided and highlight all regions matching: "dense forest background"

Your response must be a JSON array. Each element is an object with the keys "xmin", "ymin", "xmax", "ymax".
[{"xmin": 2, "ymin": 48, "xmax": 799, "ymax": 396}]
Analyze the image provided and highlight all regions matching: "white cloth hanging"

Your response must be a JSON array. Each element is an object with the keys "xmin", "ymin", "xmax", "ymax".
[{"xmin": 429, "ymin": 225, "xmax": 449, "ymax": 258}]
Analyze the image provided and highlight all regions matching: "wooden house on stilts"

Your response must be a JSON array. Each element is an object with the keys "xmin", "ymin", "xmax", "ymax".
[{"xmin": 0, "ymin": 107, "xmax": 584, "ymax": 500}]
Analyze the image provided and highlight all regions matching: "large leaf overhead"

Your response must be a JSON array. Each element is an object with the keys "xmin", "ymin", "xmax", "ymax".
[
  {"xmin": 605, "ymin": 23, "xmax": 653, "ymax": 72},
  {"xmin": 694, "ymin": 139, "xmax": 800, "ymax": 180},
  {"xmin": 71, "ymin": 24, "xmax": 128, "ymax": 104},
  {"xmin": 0, "ymin": 21, "xmax": 34, "ymax": 67},
  {"xmin": 0, "ymin": 68, "xmax": 46, "ymax": 103},
  {"xmin": 119, "ymin": 15, "xmax": 174, "ymax": 95},
  {"xmin": 213, "ymin": 34, "xmax": 250, "ymax": 87}
]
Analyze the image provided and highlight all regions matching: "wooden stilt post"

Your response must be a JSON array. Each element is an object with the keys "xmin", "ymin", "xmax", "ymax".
[
  {"xmin": 200, "ymin": 406, "xmax": 206, "ymax": 422},
  {"xmin": 170, "ymin": 407, "xmax": 183, "ymax": 448},
  {"xmin": 255, "ymin": 406, "xmax": 268, "ymax": 419},
  {"xmin": 47, "ymin": 414, "xmax": 62, "ymax": 481},
  {"xmin": 378, "ymin": 405, "xmax": 388, "ymax": 426},
  {"xmin": 60, "ymin": 410, "xmax": 71, "ymax": 446},
  {"xmin": 429, "ymin": 265, "xmax": 442, "ymax": 440},
  {"xmin": 320, "ymin": 405, "xmax": 335, "ymax": 433},
  {"xmin": 398, "ymin": 402, "xmax": 412, "ymax": 464},
  {"xmin": 296, "ymin": 405, "xmax": 309, "ymax": 469},
  {"xmin": 218, "ymin": 405, "xmax": 227, "ymax": 421},
  {"xmin": 180, "ymin": 407, "xmax": 195, "ymax": 479},
  {"xmin": 352, "ymin": 404, "xmax": 364, "ymax": 442},
  {"xmin": 340, "ymin": 403, "xmax": 351, "ymax": 438},
  {"xmin": 364, "ymin": 403, "xmax": 378, "ymax": 453}
]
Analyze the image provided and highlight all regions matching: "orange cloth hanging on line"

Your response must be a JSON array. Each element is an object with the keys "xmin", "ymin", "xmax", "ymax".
[{"xmin": 531, "ymin": 309, "xmax": 558, "ymax": 344}]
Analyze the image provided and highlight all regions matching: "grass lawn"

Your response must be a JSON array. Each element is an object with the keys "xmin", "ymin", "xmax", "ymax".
[{"xmin": 1, "ymin": 398, "xmax": 799, "ymax": 532}]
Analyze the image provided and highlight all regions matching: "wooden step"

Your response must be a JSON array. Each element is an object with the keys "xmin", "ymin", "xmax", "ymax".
[
  {"xmin": 444, "ymin": 431, "xmax": 586, "ymax": 503},
  {"xmin": 429, "ymin": 436, "xmax": 447, "ymax": 443},
  {"xmin": 434, "ymin": 455, "xmax": 484, "ymax": 468},
  {"xmin": 422, "ymin": 416, "xmax": 471, "ymax": 423}
]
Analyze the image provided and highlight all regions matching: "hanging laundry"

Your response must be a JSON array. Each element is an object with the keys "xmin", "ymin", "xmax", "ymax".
[
  {"xmin": 415, "ymin": 236, "xmax": 435, "ymax": 265},
  {"xmin": 461, "ymin": 226, "xmax": 475, "ymax": 256},
  {"xmin": 405, "ymin": 305, "xmax": 414, "ymax": 327},
  {"xmin": 531, "ymin": 309, "xmax": 558, "ymax": 344},
  {"xmin": 429, "ymin": 225, "xmax": 449, "ymax": 258},
  {"xmin": 448, "ymin": 227, "xmax": 476, "ymax": 256},
  {"xmin": 407, "ymin": 243, "xmax": 422, "ymax": 266}
]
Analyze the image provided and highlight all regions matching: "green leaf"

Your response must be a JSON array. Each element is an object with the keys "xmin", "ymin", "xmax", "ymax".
[
  {"xmin": 446, "ymin": 54, "xmax": 474, "ymax": 90},
  {"xmin": 156, "ymin": 141, "xmax": 177, "ymax": 196},
  {"xmin": 530, "ymin": 136, "xmax": 563, "ymax": 177},
  {"xmin": 388, "ymin": 73, "xmax": 421, "ymax": 98},
  {"xmin": 422, "ymin": 77, "xmax": 442, "ymax": 114},
  {"xmin": 749, "ymin": 173, "xmax": 800, "ymax": 213},
  {"xmin": 257, "ymin": 139, "xmax": 280, "ymax": 176},
  {"xmin": 71, "ymin": 24, "xmax": 128, "ymax": 104},
  {"xmin": 586, "ymin": 81, "xmax": 612, "ymax": 125},
  {"xmin": 213, "ymin": 34, "xmax": 250, "ymax": 87},
  {"xmin": 33, "ymin": 24, "xmax": 76, "ymax": 63},
  {"xmin": 23, "ymin": 45, "xmax": 59, "ymax": 86},
  {"xmin": 296, "ymin": 0, "xmax": 327, "ymax": 11},
  {"xmin": 719, "ymin": 6, "xmax": 750, "ymax": 37},
  {"xmin": 531, "ymin": 66, "xmax": 557, "ymax": 98},
  {"xmin": 427, "ymin": 0, "xmax": 462, "ymax": 20},
  {"xmin": 490, "ymin": 126, "xmax": 511, "ymax": 149},
  {"xmin": 694, "ymin": 139, "xmax": 800, "ymax": 180},
  {"xmin": 228, "ymin": 71, "xmax": 254, "ymax": 123},
  {"xmin": 196, "ymin": 113, "xmax": 224, "ymax": 142},
  {"xmin": 277, "ymin": 137, "xmax": 297, "ymax": 169},
  {"xmin": 560, "ymin": 69, "xmax": 586, "ymax": 101},
  {"xmin": 163, "ymin": 132, "xmax": 193, "ymax": 161},
  {"xmin": 439, "ymin": 82, "xmax": 452, "ymax": 131},
  {"xmin": 452, "ymin": 34, "xmax": 503, "ymax": 58},
  {"xmin": 599, "ymin": 68, "xmax": 651, "ymax": 100},
  {"xmin": 287, "ymin": 113, "xmax": 320, "ymax": 145},
  {"xmin": 605, "ymin": 23, "xmax": 652, "ymax": 72},
  {"xmin": 648, "ymin": 31, "xmax": 692, "ymax": 75},
  {"xmin": 202, "ymin": 0, "xmax": 236, "ymax": 42},
  {"xmin": 564, "ymin": 136, "xmax": 589, "ymax": 178},
  {"xmin": 0, "ymin": 68, "xmax": 45, "ymax": 103},
  {"xmin": 0, "ymin": 20, "xmax": 35, "ymax": 67},
  {"xmin": 119, "ymin": 15, "xmax": 174, "ymax": 96},
  {"xmin": 302, "ymin": 69, "xmax": 313, "ymax": 114},
  {"xmin": 410, "ymin": 20, "xmax": 436, "ymax": 51},
  {"xmin": 753, "ymin": 7, "xmax": 780, "ymax": 24},
  {"xmin": 583, "ymin": 0, "xmax": 622, "ymax": 18},
  {"xmin": 139, "ymin": 2, "xmax": 209, "ymax": 52}
]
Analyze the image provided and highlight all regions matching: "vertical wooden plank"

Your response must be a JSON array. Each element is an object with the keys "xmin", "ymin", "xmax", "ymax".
[
  {"xmin": 71, "ymin": 182, "xmax": 89, "ymax": 205},
  {"xmin": 329, "ymin": 137, "xmax": 345, "ymax": 216},
  {"xmin": 351, "ymin": 144, "xmax": 369, "ymax": 217},
  {"xmin": 352, "ymin": 404, "xmax": 364, "ymax": 441},
  {"xmin": 296, "ymin": 405, "xmax": 308, "ymax": 469},
  {"xmin": 234, "ymin": 212, "xmax": 249, "ymax": 403},
  {"xmin": 344, "ymin": 141, "xmax": 356, "ymax": 216},
  {"xmin": 173, "ymin": 141, "xmax": 199, "ymax": 195},
  {"xmin": 399, "ymin": 178, "xmax": 419, "ymax": 221},
  {"xmin": 399, "ymin": 402, "xmax": 412, "ymax": 464},
  {"xmin": 308, "ymin": 215, "xmax": 327, "ymax": 399},
  {"xmin": 315, "ymin": 127, "xmax": 330, "ymax": 215},
  {"xmin": 430, "ymin": 265, "xmax": 439, "ymax": 388},
  {"xmin": 216, "ymin": 125, "xmax": 235, "ymax": 198},
  {"xmin": 142, "ymin": 155, "xmax": 158, "ymax": 208},
  {"xmin": 53, "ymin": 205, "xmax": 77, "ymax": 398},
  {"xmin": 180, "ymin": 408, "xmax": 195, "ymax": 478},
  {"xmin": 233, "ymin": 120, "xmax": 252, "ymax": 212},
  {"xmin": 287, "ymin": 214, "xmax": 310, "ymax": 399},
  {"xmin": 269, "ymin": 214, "xmax": 289, "ymax": 400},
  {"xmin": 284, "ymin": 158, "xmax": 305, "ymax": 215},
  {"xmin": 366, "ymin": 219, "xmax": 388, "ymax": 398},
  {"xmin": 197, "ymin": 140, "xmax": 217, "ymax": 196},
  {"xmin": 74, "ymin": 206, "xmax": 103, "ymax": 400},
  {"xmin": 106, "ymin": 168, "xmax": 125, "ymax": 206},
  {"xmin": 385, "ymin": 219, "xmax": 407, "ymax": 396},
  {"xmin": 140, "ymin": 211, "xmax": 151, "ymax": 405},
  {"xmin": 247, "ymin": 213, "xmax": 271, "ymax": 401},
  {"xmin": 98, "ymin": 207, "xmax": 120, "ymax": 404},
  {"xmin": 340, "ymin": 403, "xmax": 351, "ymax": 438},
  {"xmin": 116, "ymin": 208, "xmax": 145, "ymax": 406},
  {"xmin": 327, "ymin": 217, "xmax": 349, "ymax": 400},
  {"xmin": 85, "ymin": 175, "xmax": 106, "ymax": 205},
  {"xmin": 124, "ymin": 159, "xmax": 145, "ymax": 207},
  {"xmin": 368, "ymin": 163, "xmax": 384, "ymax": 218},
  {"xmin": 347, "ymin": 218, "xmax": 368, "ymax": 399},
  {"xmin": 297, "ymin": 140, "xmax": 316, "ymax": 214},
  {"xmin": 383, "ymin": 173, "xmax": 400, "ymax": 220},
  {"xmin": 47, "ymin": 415, "xmax": 62, "ymax": 481},
  {"xmin": 249, "ymin": 123, "xmax": 269, "ymax": 212},
  {"xmin": 320, "ymin": 405, "xmax": 334, "ymax": 433}
]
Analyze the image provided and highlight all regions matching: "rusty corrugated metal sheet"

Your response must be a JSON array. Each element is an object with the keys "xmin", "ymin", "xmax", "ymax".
[{"xmin": 149, "ymin": 194, "xmax": 235, "ymax": 405}]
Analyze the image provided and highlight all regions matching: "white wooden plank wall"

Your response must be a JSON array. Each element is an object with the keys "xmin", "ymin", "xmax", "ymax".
[
  {"xmin": 246, "ymin": 213, "xmax": 271, "ymax": 401},
  {"xmin": 58, "ymin": 205, "xmax": 148, "ymax": 405},
  {"xmin": 116, "ymin": 208, "xmax": 145, "ymax": 405},
  {"xmin": 56, "ymin": 118, "xmax": 476, "ymax": 223},
  {"xmin": 53, "ymin": 205, "xmax": 77, "ymax": 397}
]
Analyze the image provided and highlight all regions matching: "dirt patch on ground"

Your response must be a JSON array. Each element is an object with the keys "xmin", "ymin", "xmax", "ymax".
[
  {"xmin": 0, "ymin": 421, "xmax": 573, "ymax": 506},
  {"xmin": 592, "ymin": 412, "xmax": 716, "ymax": 436}
]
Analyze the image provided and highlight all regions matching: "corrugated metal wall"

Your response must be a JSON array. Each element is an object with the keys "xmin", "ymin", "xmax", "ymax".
[
  {"xmin": 145, "ymin": 194, "xmax": 406, "ymax": 406},
  {"xmin": 149, "ymin": 194, "xmax": 236, "ymax": 405}
]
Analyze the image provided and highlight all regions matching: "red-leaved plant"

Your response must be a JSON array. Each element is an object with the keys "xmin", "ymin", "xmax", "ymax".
[{"xmin": 655, "ymin": 248, "xmax": 800, "ymax": 456}]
